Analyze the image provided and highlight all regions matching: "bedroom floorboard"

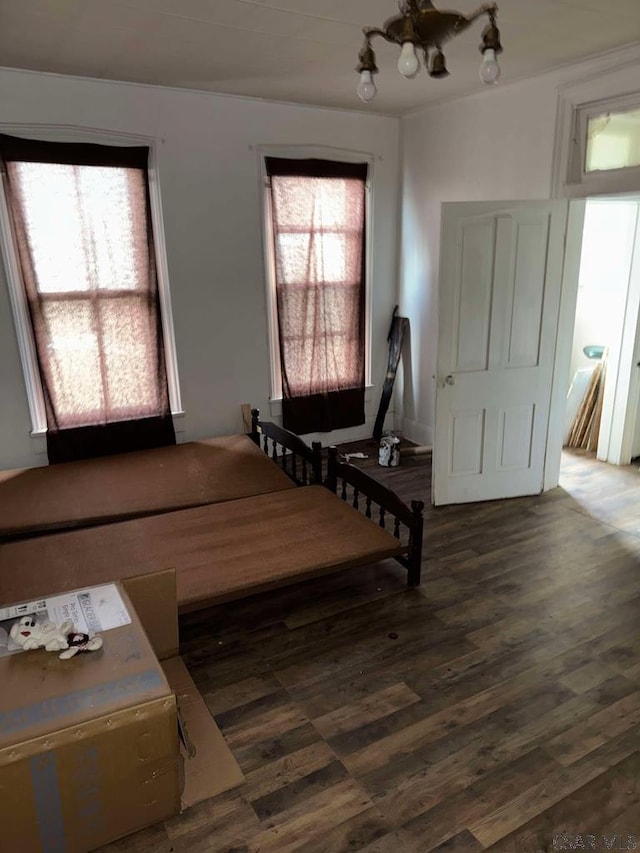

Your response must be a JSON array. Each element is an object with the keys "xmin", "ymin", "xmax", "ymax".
[{"xmin": 99, "ymin": 447, "xmax": 640, "ymax": 853}]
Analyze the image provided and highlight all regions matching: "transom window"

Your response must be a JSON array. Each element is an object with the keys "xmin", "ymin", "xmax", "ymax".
[
  {"xmin": 585, "ymin": 106, "xmax": 640, "ymax": 174},
  {"xmin": 561, "ymin": 91, "xmax": 640, "ymax": 196}
]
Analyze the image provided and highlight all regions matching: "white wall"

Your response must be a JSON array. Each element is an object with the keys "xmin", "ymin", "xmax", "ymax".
[
  {"xmin": 399, "ymin": 45, "xmax": 640, "ymax": 447},
  {"xmin": 569, "ymin": 201, "xmax": 639, "ymax": 383},
  {"xmin": 568, "ymin": 200, "xmax": 640, "ymax": 465},
  {"xmin": 0, "ymin": 68, "xmax": 401, "ymax": 469}
]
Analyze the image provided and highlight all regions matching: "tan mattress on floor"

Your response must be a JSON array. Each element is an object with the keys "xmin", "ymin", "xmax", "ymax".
[
  {"xmin": 0, "ymin": 435, "xmax": 295, "ymax": 540},
  {"xmin": 0, "ymin": 486, "xmax": 404, "ymax": 612}
]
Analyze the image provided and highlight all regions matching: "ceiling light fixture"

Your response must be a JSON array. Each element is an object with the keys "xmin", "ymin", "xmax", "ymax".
[{"xmin": 356, "ymin": 0, "xmax": 503, "ymax": 103}]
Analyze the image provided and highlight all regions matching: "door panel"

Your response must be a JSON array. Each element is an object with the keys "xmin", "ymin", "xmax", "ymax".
[
  {"xmin": 449, "ymin": 408, "xmax": 485, "ymax": 476},
  {"xmin": 434, "ymin": 201, "xmax": 572, "ymax": 506},
  {"xmin": 508, "ymin": 218, "xmax": 549, "ymax": 368},
  {"xmin": 454, "ymin": 220, "xmax": 495, "ymax": 372},
  {"xmin": 497, "ymin": 404, "xmax": 535, "ymax": 471}
]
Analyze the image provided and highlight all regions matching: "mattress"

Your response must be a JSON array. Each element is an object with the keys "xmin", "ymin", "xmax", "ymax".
[
  {"xmin": 0, "ymin": 435, "xmax": 295, "ymax": 540},
  {"xmin": 0, "ymin": 486, "xmax": 404, "ymax": 612}
]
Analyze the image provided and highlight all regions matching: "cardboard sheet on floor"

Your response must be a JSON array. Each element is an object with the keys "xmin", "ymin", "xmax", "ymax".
[{"xmin": 162, "ymin": 656, "xmax": 245, "ymax": 804}]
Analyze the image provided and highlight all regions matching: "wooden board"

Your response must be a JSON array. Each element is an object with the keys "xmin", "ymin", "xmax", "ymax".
[
  {"xmin": 0, "ymin": 486, "xmax": 404, "ymax": 612},
  {"xmin": 373, "ymin": 308, "xmax": 409, "ymax": 441},
  {"xmin": 0, "ymin": 435, "xmax": 295, "ymax": 540}
]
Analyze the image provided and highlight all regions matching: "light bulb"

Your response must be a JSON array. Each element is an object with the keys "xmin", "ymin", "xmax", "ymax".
[
  {"xmin": 479, "ymin": 48, "xmax": 501, "ymax": 84},
  {"xmin": 397, "ymin": 42, "xmax": 420, "ymax": 79},
  {"xmin": 357, "ymin": 70, "xmax": 377, "ymax": 103}
]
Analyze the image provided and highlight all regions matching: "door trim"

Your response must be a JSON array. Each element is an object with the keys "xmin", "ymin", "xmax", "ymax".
[{"xmin": 543, "ymin": 200, "xmax": 586, "ymax": 491}]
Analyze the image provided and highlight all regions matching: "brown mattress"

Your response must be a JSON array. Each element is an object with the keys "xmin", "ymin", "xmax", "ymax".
[
  {"xmin": 0, "ymin": 435, "xmax": 295, "ymax": 540},
  {"xmin": 0, "ymin": 486, "xmax": 404, "ymax": 612}
]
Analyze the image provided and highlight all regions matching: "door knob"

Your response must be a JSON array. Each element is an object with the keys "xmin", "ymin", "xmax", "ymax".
[{"xmin": 444, "ymin": 374, "xmax": 455, "ymax": 386}]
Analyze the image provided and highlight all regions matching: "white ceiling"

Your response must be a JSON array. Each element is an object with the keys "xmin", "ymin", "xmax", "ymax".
[{"xmin": 2, "ymin": 0, "xmax": 640, "ymax": 115}]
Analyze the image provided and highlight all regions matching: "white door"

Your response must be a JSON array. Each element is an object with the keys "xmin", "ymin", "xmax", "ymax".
[{"xmin": 433, "ymin": 200, "xmax": 582, "ymax": 506}]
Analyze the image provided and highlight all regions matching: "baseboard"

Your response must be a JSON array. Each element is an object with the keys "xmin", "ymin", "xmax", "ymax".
[{"xmin": 401, "ymin": 417, "xmax": 433, "ymax": 448}]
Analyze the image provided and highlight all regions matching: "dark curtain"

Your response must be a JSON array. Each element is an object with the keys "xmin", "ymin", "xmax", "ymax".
[
  {"xmin": 265, "ymin": 157, "xmax": 367, "ymax": 435},
  {"xmin": 0, "ymin": 134, "xmax": 175, "ymax": 463}
]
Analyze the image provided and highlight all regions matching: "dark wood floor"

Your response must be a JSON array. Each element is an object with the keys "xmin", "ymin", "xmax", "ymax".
[{"xmin": 101, "ymin": 444, "xmax": 640, "ymax": 853}]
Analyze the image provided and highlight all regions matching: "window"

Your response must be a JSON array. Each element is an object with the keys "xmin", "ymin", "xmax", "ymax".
[
  {"xmin": 559, "ymin": 89, "xmax": 640, "ymax": 197},
  {"xmin": 0, "ymin": 134, "xmax": 178, "ymax": 462},
  {"xmin": 585, "ymin": 106, "xmax": 640, "ymax": 173},
  {"xmin": 264, "ymin": 157, "xmax": 368, "ymax": 435}
]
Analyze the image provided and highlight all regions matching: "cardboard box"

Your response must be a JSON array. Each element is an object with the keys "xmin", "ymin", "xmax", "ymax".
[
  {"xmin": 122, "ymin": 570, "xmax": 245, "ymax": 811},
  {"xmin": 0, "ymin": 582, "xmax": 179, "ymax": 852},
  {"xmin": 0, "ymin": 571, "xmax": 244, "ymax": 852}
]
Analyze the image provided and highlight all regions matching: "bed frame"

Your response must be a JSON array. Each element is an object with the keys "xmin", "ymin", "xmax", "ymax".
[
  {"xmin": 326, "ymin": 446, "xmax": 424, "ymax": 587},
  {"xmin": 250, "ymin": 408, "xmax": 322, "ymax": 485},
  {"xmin": 249, "ymin": 409, "xmax": 425, "ymax": 587},
  {"xmin": 0, "ymin": 412, "xmax": 425, "ymax": 608}
]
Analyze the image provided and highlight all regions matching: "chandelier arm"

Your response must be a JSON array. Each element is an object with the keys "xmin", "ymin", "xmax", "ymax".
[
  {"xmin": 363, "ymin": 27, "xmax": 397, "ymax": 45},
  {"xmin": 461, "ymin": 3, "xmax": 498, "ymax": 26}
]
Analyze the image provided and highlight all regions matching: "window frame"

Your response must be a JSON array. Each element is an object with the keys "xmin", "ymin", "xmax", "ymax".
[
  {"xmin": 579, "ymin": 99, "xmax": 640, "ymax": 179},
  {"xmin": 0, "ymin": 124, "xmax": 182, "ymax": 438},
  {"xmin": 551, "ymin": 50, "xmax": 640, "ymax": 200},
  {"xmin": 258, "ymin": 146, "xmax": 374, "ymax": 408},
  {"xmin": 571, "ymin": 93, "xmax": 640, "ymax": 186}
]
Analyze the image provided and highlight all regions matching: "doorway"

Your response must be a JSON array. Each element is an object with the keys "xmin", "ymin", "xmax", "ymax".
[
  {"xmin": 432, "ymin": 198, "xmax": 639, "ymax": 507},
  {"xmin": 432, "ymin": 200, "xmax": 582, "ymax": 506},
  {"xmin": 563, "ymin": 198, "xmax": 640, "ymax": 468}
]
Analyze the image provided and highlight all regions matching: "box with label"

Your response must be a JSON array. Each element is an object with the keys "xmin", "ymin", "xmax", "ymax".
[
  {"xmin": 0, "ymin": 581, "xmax": 179, "ymax": 852},
  {"xmin": 0, "ymin": 571, "xmax": 244, "ymax": 852}
]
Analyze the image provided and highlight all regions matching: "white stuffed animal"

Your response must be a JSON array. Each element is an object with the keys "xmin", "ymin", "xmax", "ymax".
[{"xmin": 9, "ymin": 615, "xmax": 73, "ymax": 652}]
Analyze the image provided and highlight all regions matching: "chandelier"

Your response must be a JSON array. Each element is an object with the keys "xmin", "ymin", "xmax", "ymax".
[{"xmin": 356, "ymin": 0, "xmax": 503, "ymax": 103}]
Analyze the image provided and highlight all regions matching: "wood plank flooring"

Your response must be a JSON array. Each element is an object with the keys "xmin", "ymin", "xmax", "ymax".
[{"xmin": 99, "ymin": 446, "xmax": 640, "ymax": 853}]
